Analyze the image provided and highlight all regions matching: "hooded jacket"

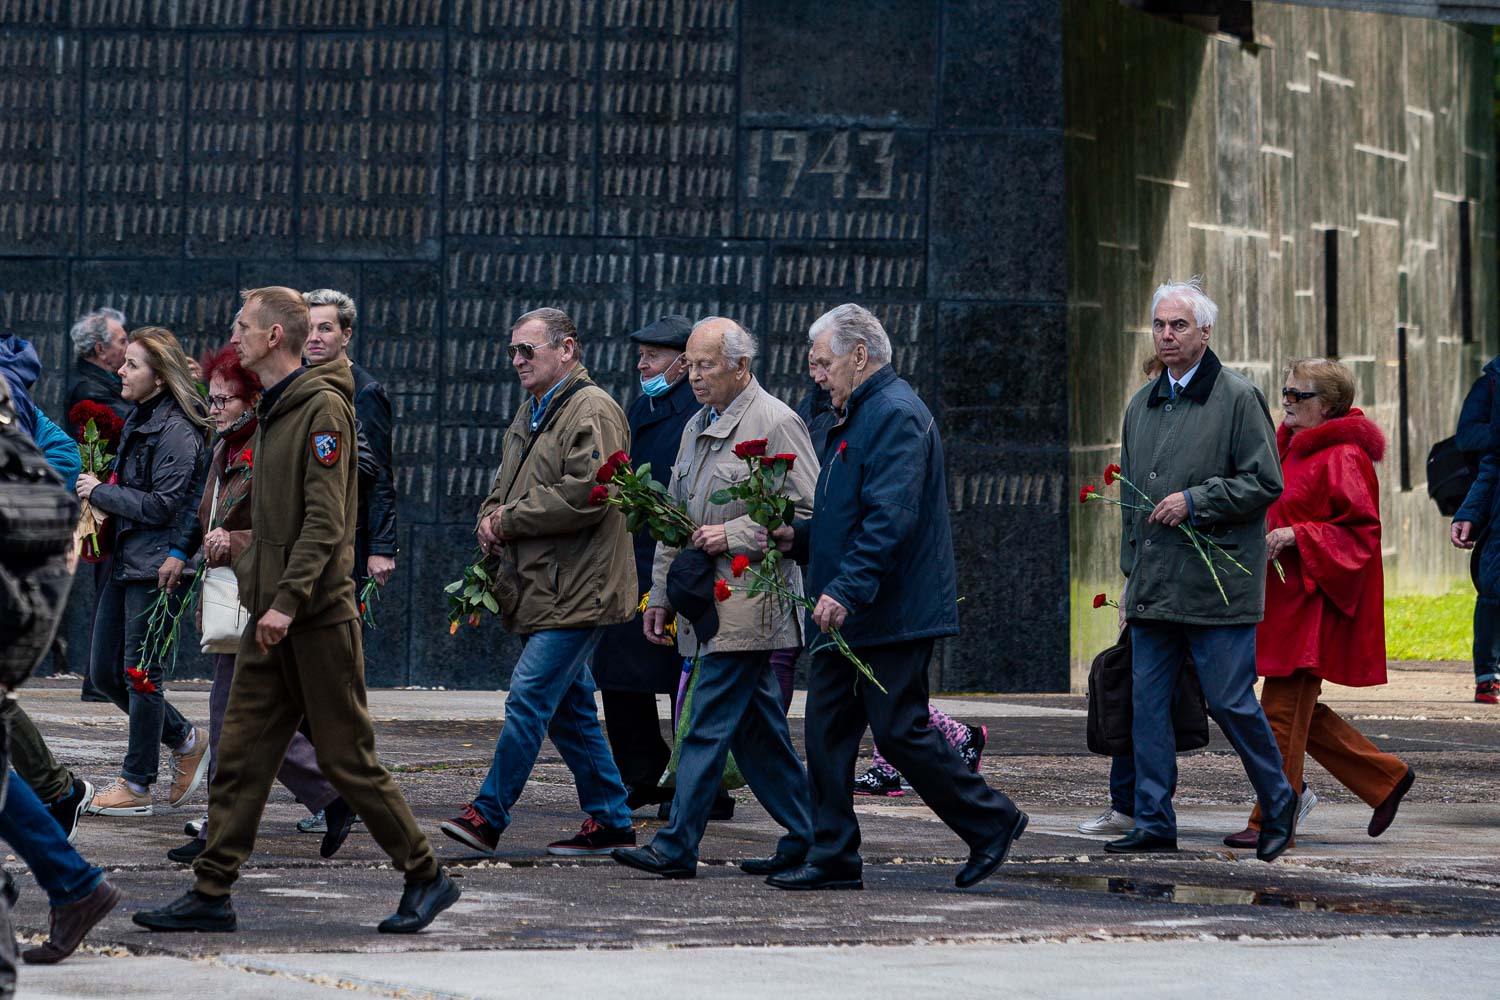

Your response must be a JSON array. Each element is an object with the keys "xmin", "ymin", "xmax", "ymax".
[
  {"xmin": 232, "ymin": 363, "xmax": 359, "ymax": 632},
  {"xmin": 0, "ymin": 333, "xmax": 40, "ymax": 441},
  {"xmin": 1257, "ymin": 410, "xmax": 1387, "ymax": 686}
]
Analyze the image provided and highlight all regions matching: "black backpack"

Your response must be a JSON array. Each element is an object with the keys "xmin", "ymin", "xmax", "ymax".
[
  {"xmin": 0, "ymin": 377, "xmax": 78, "ymax": 690},
  {"xmin": 1086, "ymin": 628, "xmax": 1211, "ymax": 756},
  {"xmin": 1427, "ymin": 436, "xmax": 1479, "ymax": 517}
]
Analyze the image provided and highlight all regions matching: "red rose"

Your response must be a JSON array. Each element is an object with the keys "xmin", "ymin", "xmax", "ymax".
[
  {"xmin": 773, "ymin": 453, "xmax": 797, "ymax": 469},
  {"xmin": 608, "ymin": 450, "xmax": 631, "ymax": 469},
  {"xmin": 589, "ymin": 485, "xmax": 610, "ymax": 506},
  {"xmin": 596, "ymin": 462, "xmax": 617, "ymax": 484},
  {"xmin": 69, "ymin": 401, "xmax": 123, "ymax": 442},
  {"xmin": 1104, "ymin": 463, "xmax": 1121, "ymax": 486},
  {"xmin": 731, "ymin": 554, "xmax": 751, "ymax": 578},
  {"xmin": 714, "ymin": 579, "xmax": 732, "ymax": 602},
  {"xmin": 1093, "ymin": 593, "xmax": 1107, "ymax": 609},
  {"xmin": 1079, "ymin": 485, "xmax": 1097, "ymax": 505},
  {"xmin": 733, "ymin": 439, "xmax": 768, "ymax": 459}
]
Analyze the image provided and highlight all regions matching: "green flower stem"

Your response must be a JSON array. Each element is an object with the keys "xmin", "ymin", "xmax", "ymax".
[{"xmin": 734, "ymin": 564, "xmax": 887, "ymax": 694}]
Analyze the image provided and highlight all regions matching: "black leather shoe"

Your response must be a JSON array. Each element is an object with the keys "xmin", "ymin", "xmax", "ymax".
[
  {"xmin": 132, "ymin": 890, "xmax": 237, "ymax": 932},
  {"xmin": 166, "ymin": 838, "xmax": 205, "ymax": 864},
  {"xmin": 765, "ymin": 863, "xmax": 863, "ymax": 891},
  {"xmin": 739, "ymin": 851, "xmax": 805, "ymax": 876},
  {"xmin": 955, "ymin": 811, "xmax": 1028, "ymax": 888},
  {"xmin": 378, "ymin": 870, "xmax": 461, "ymax": 934},
  {"xmin": 1257, "ymin": 790, "xmax": 1299, "ymax": 862},
  {"xmin": 1104, "ymin": 829, "xmax": 1178, "ymax": 854},
  {"xmin": 320, "ymin": 796, "xmax": 357, "ymax": 859},
  {"xmin": 611, "ymin": 845, "xmax": 696, "ymax": 879},
  {"xmin": 656, "ymin": 792, "xmax": 736, "ymax": 823}
]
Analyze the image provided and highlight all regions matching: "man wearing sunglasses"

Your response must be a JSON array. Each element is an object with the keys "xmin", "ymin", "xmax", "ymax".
[
  {"xmin": 1109, "ymin": 278, "xmax": 1298, "ymax": 863},
  {"xmin": 440, "ymin": 308, "xmax": 638, "ymax": 859}
]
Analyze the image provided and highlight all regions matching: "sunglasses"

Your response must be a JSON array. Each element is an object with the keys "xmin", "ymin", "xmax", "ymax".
[
  {"xmin": 506, "ymin": 340, "xmax": 556, "ymax": 362},
  {"xmin": 1281, "ymin": 388, "xmax": 1319, "ymax": 403}
]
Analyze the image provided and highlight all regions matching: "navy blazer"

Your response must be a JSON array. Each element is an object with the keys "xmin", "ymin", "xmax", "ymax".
[{"xmin": 792, "ymin": 366, "xmax": 959, "ymax": 648}]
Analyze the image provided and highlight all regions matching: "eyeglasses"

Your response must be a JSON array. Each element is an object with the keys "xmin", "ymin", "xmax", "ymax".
[
  {"xmin": 1281, "ymin": 388, "xmax": 1319, "ymax": 403},
  {"xmin": 507, "ymin": 340, "xmax": 555, "ymax": 362},
  {"xmin": 207, "ymin": 394, "xmax": 242, "ymax": 410}
]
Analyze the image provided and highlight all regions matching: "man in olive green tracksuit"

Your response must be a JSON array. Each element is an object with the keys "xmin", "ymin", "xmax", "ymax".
[{"xmin": 134, "ymin": 287, "xmax": 457, "ymax": 935}]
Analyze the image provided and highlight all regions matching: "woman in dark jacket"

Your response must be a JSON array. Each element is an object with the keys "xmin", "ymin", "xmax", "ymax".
[
  {"xmin": 1224, "ymin": 358, "xmax": 1413, "ymax": 848},
  {"xmin": 75, "ymin": 326, "xmax": 211, "ymax": 818}
]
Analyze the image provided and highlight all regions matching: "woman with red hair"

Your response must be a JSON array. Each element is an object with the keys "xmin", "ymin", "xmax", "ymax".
[{"xmin": 165, "ymin": 345, "xmax": 341, "ymax": 864}]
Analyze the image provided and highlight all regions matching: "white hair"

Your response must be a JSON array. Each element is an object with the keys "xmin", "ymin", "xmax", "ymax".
[
  {"xmin": 808, "ymin": 303, "xmax": 892, "ymax": 366},
  {"xmin": 694, "ymin": 316, "xmax": 758, "ymax": 365},
  {"xmin": 69, "ymin": 308, "xmax": 127, "ymax": 360},
  {"xmin": 1150, "ymin": 277, "xmax": 1218, "ymax": 330}
]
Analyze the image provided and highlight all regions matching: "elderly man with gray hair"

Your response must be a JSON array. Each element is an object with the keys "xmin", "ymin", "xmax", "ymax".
[
  {"xmin": 762, "ymin": 303, "xmax": 1028, "ymax": 892},
  {"xmin": 611, "ymin": 316, "xmax": 819, "ymax": 880},
  {"xmin": 65, "ymin": 308, "xmax": 131, "ymax": 423},
  {"xmin": 1108, "ymin": 278, "xmax": 1298, "ymax": 861}
]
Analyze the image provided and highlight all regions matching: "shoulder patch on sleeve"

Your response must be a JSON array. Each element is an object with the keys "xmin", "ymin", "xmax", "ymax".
[{"xmin": 311, "ymin": 430, "xmax": 342, "ymax": 467}]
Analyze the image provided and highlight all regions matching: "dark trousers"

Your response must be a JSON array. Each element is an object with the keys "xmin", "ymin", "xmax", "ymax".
[
  {"xmin": 804, "ymin": 639, "xmax": 1022, "ymax": 873},
  {"xmin": 194, "ymin": 620, "xmax": 437, "ymax": 896},
  {"xmin": 88, "ymin": 576, "xmax": 193, "ymax": 786},
  {"xmin": 600, "ymin": 689, "xmax": 672, "ymax": 802},
  {"xmin": 1473, "ymin": 596, "xmax": 1500, "ymax": 684},
  {"xmin": 651, "ymin": 650, "xmax": 812, "ymax": 866}
]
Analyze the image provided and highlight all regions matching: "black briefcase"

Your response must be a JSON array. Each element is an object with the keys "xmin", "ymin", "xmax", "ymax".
[
  {"xmin": 1427, "ymin": 435, "xmax": 1478, "ymax": 517},
  {"xmin": 1086, "ymin": 628, "xmax": 1210, "ymax": 756}
]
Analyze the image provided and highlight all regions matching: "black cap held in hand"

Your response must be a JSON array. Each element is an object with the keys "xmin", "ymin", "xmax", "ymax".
[{"xmin": 665, "ymin": 547, "xmax": 720, "ymax": 644}]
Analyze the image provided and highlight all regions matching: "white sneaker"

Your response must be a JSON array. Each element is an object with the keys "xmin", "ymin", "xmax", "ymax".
[
  {"xmin": 1076, "ymin": 807, "xmax": 1134, "ymax": 835},
  {"xmin": 1297, "ymin": 788, "xmax": 1318, "ymax": 826}
]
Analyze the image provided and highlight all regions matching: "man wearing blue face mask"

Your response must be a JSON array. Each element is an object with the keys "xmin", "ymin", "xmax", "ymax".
[{"xmin": 593, "ymin": 315, "xmax": 699, "ymax": 812}]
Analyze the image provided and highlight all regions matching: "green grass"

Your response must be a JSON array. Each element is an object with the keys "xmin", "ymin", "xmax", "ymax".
[{"xmin": 1384, "ymin": 587, "xmax": 1475, "ymax": 660}]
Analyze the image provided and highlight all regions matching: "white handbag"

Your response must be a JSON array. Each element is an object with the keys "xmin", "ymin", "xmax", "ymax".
[{"xmin": 199, "ymin": 478, "xmax": 251, "ymax": 653}]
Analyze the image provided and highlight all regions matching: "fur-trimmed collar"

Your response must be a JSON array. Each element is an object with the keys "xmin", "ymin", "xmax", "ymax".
[{"xmin": 1278, "ymin": 407, "xmax": 1386, "ymax": 462}]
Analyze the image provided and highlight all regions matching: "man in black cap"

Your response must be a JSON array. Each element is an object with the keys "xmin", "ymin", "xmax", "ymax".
[{"xmin": 591, "ymin": 316, "xmax": 701, "ymax": 813}]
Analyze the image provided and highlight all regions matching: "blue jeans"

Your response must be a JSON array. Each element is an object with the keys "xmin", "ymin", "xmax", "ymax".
[
  {"xmin": 1131, "ymin": 622, "xmax": 1293, "ymax": 838},
  {"xmin": 0, "ymin": 770, "xmax": 103, "ymax": 907},
  {"xmin": 472, "ymin": 628, "xmax": 631, "ymax": 832},
  {"xmin": 653, "ymin": 650, "xmax": 812, "ymax": 866}
]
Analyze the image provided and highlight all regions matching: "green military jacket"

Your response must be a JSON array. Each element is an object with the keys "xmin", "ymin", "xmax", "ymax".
[
  {"xmin": 1119, "ymin": 349, "xmax": 1283, "ymax": 626},
  {"xmin": 233, "ymin": 362, "xmax": 359, "ymax": 632}
]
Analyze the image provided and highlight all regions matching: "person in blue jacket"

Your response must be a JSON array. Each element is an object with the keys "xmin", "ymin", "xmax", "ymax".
[
  {"xmin": 1454, "ymin": 356, "xmax": 1500, "ymax": 705},
  {"xmin": 763, "ymin": 304, "xmax": 1028, "ymax": 892}
]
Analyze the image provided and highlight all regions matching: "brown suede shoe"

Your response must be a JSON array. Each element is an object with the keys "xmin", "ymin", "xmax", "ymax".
[{"xmin": 21, "ymin": 880, "xmax": 122, "ymax": 964}]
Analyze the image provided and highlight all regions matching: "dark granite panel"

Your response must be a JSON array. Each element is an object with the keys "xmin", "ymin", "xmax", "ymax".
[
  {"xmin": 440, "ymin": 237, "xmax": 634, "ymax": 523},
  {"xmin": 0, "ymin": 260, "xmax": 72, "ymax": 416},
  {"xmin": 298, "ymin": 34, "xmax": 442, "ymax": 260},
  {"xmin": 738, "ymin": 128, "xmax": 927, "ymax": 241},
  {"xmin": 72, "ymin": 260, "xmax": 240, "ymax": 365},
  {"xmin": 406, "ymin": 523, "xmax": 524, "ymax": 690},
  {"xmin": 186, "ymin": 34, "xmax": 298, "ymax": 259},
  {"xmin": 929, "ymin": 131, "xmax": 1066, "ymax": 301},
  {"xmin": 741, "ymin": 0, "xmax": 938, "ymax": 126},
  {"xmin": 599, "ymin": 0, "xmax": 736, "ymax": 237},
  {"xmin": 940, "ymin": 0, "xmax": 1063, "ymax": 130},
  {"xmin": 0, "ymin": 0, "xmax": 66, "ymax": 24},
  {"xmin": 446, "ymin": 14, "xmax": 596, "ymax": 237},
  {"xmin": 940, "ymin": 444, "xmax": 1069, "ymax": 693},
  {"xmin": 82, "ymin": 34, "xmax": 186, "ymax": 258},
  {"xmin": 0, "ymin": 33, "xmax": 79, "ymax": 256},
  {"xmin": 359, "ymin": 261, "xmax": 441, "ymax": 526},
  {"xmin": 236, "ymin": 261, "xmax": 359, "ymax": 295},
  {"xmin": 937, "ymin": 301, "xmax": 1067, "ymax": 443},
  {"xmin": 360, "ymin": 523, "xmax": 411, "ymax": 688}
]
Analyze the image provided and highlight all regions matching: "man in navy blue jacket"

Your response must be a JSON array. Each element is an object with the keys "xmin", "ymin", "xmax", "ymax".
[{"xmin": 763, "ymin": 304, "xmax": 1028, "ymax": 892}]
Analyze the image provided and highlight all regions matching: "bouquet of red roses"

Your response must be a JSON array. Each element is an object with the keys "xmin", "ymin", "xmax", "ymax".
[
  {"xmin": 68, "ymin": 401, "xmax": 124, "ymax": 561},
  {"xmin": 707, "ymin": 438, "xmax": 799, "ymax": 578},
  {"xmin": 590, "ymin": 449, "xmax": 698, "ymax": 548}
]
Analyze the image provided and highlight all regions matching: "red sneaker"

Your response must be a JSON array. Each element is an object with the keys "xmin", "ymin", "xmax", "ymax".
[
  {"xmin": 1477, "ymin": 681, "xmax": 1499, "ymax": 705},
  {"xmin": 439, "ymin": 804, "xmax": 500, "ymax": 855},
  {"xmin": 546, "ymin": 818, "xmax": 635, "ymax": 856}
]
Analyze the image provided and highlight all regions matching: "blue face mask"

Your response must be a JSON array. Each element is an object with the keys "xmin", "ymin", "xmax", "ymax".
[{"xmin": 639, "ymin": 355, "xmax": 682, "ymax": 397}]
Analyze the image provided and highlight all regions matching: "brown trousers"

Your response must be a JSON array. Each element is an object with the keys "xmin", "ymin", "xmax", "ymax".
[
  {"xmin": 1247, "ymin": 670, "xmax": 1408, "ymax": 829},
  {"xmin": 194, "ymin": 619, "xmax": 438, "ymax": 896}
]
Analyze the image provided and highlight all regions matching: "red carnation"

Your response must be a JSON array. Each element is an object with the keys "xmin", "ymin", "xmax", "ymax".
[
  {"xmin": 732, "ymin": 439, "xmax": 768, "ymax": 459},
  {"xmin": 596, "ymin": 462, "xmax": 617, "ymax": 484},
  {"xmin": 837, "ymin": 440, "xmax": 848, "ymax": 458},
  {"xmin": 608, "ymin": 450, "xmax": 631, "ymax": 469},
  {"xmin": 1079, "ymin": 485, "xmax": 1097, "ymax": 505},
  {"xmin": 589, "ymin": 485, "xmax": 610, "ymax": 506},
  {"xmin": 69, "ymin": 401, "xmax": 123, "ymax": 442},
  {"xmin": 714, "ymin": 579, "xmax": 732, "ymax": 602},
  {"xmin": 1104, "ymin": 463, "xmax": 1121, "ymax": 486},
  {"xmin": 731, "ymin": 554, "xmax": 751, "ymax": 578},
  {"xmin": 1093, "ymin": 593, "xmax": 1108, "ymax": 609},
  {"xmin": 240, "ymin": 447, "xmax": 254, "ymax": 469},
  {"xmin": 772, "ymin": 453, "xmax": 797, "ymax": 469}
]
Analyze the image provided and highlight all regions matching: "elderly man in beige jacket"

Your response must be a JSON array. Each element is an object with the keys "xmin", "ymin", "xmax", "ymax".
[{"xmin": 612, "ymin": 317, "xmax": 819, "ymax": 880}]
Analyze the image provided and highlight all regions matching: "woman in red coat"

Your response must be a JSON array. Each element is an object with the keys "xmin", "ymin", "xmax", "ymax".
[{"xmin": 1223, "ymin": 358, "xmax": 1414, "ymax": 848}]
